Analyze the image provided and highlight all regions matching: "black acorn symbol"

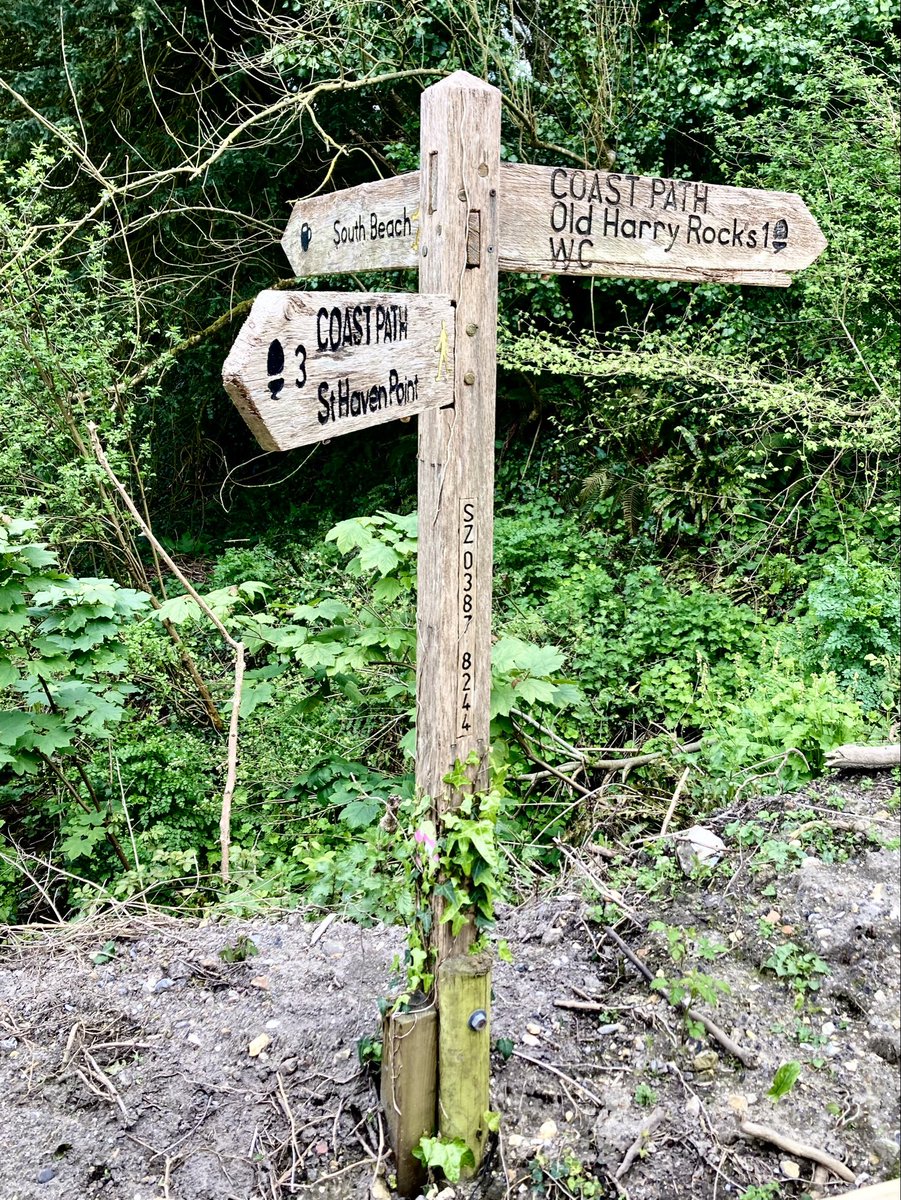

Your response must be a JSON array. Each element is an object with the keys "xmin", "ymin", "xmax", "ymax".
[
  {"xmin": 300, "ymin": 223, "xmax": 312, "ymax": 252},
  {"xmin": 266, "ymin": 339, "xmax": 285, "ymax": 397},
  {"xmin": 772, "ymin": 218, "xmax": 788, "ymax": 253}
]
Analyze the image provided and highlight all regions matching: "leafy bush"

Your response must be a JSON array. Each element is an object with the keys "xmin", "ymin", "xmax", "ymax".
[
  {"xmin": 703, "ymin": 664, "xmax": 868, "ymax": 790},
  {"xmin": 791, "ymin": 551, "xmax": 900, "ymax": 715}
]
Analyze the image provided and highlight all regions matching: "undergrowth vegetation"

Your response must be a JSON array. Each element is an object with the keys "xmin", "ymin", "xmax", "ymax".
[{"xmin": 0, "ymin": 0, "xmax": 898, "ymax": 923}]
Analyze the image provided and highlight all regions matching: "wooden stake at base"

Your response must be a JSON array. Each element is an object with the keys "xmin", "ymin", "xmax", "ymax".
[
  {"xmin": 437, "ymin": 953, "xmax": 492, "ymax": 1176},
  {"xmin": 380, "ymin": 1007, "xmax": 438, "ymax": 1195}
]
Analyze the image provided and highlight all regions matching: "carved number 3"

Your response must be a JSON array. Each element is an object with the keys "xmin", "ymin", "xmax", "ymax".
[{"xmin": 266, "ymin": 339, "xmax": 306, "ymax": 397}]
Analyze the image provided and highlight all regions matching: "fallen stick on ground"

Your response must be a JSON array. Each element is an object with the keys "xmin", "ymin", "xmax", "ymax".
[
  {"xmin": 836, "ymin": 1182, "xmax": 901, "ymax": 1200},
  {"xmin": 737, "ymin": 1118, "xmax": 856, "ymax": 1183},
  {"xmin": 614, "ymin": 1107, "xmax": 665, "ymax": 1181},
  {"xmin": 824, "ymin": 743, "xmax": 900, "ymax": 770},
  {"xmin": 602, "ymin": 924, "xmax": 758, "ymax": 1069}
]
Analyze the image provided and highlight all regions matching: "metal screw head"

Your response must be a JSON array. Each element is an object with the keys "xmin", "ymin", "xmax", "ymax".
[
  {"xmin": 478, "ymin": 163, "xmax": 489, "ymax": 177},
  {"xmin": 468, "ymin": 1009, "xmax": 488, "ymax": 1031},
  {"xmin": 463, "ymin": 371, "xmax": 475, "ymax": 386}
]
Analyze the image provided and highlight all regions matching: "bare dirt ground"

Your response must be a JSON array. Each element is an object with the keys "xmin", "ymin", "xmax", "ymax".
[{"xmin": 0, "ymin": 773, "xmax": 898, "ymax": 1200}]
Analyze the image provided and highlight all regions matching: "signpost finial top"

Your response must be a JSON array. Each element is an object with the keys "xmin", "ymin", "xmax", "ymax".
[{"xmin": 426, "ymin": 69, "xmax": 498, "ymax": 95}]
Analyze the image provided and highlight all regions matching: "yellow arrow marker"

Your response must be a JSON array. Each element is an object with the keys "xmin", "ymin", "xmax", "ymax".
[
  {"xmin": 410, "ymin": 207, "xmax": 421, "ymax": 254},
  {"xmin": 434, "ymin": 320, "xmax": 449, "ymax": 382}
]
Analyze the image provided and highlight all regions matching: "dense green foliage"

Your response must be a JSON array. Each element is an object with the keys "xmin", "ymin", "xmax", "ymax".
[{"xmin": 0, "ymin": 0, "xmax": 897, "ymax": 922}]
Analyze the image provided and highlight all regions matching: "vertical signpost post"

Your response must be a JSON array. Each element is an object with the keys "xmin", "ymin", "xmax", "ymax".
[
  {"xmin": 416, "ymin": 73, "xmax": 501, "ymax": 1177},
  {"xmin": 224, "ymin": 70, "xmax": 825, "ymax": 1195}
]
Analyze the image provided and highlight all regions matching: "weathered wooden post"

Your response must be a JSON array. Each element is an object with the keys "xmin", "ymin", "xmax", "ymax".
[{"xmin": 416, "ymin": 71, "xmax": 501, "ymax": 1172}]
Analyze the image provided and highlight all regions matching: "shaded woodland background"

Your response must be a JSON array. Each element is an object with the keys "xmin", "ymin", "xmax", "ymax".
[{"xmin": 0, "ymin": 0, "xmax": 897, "ymax": 922}]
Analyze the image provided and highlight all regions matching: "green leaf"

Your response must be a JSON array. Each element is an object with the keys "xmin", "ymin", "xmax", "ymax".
[
  {"xmin": 768, "ymin": 1060, "xmax": 802, "ymax": 1102},
  {"xmin": 0, "ymin": 711, "xmax": 32, "ymax": 741},
  {"xmin": 340, "ymin": 798, "xmax": 382, "ymax": 829},
  {"xmin": 91, "ymin": 940, "xmax": 118, "ymax": 966},
  {"xmin": 412, "ymin": 1136, "xmax": 475, "ymax": 1183},
  {"xmin": 495, "ymin": 1037, "xmax": 515, "ymax": 1061},
  {"xmin": 492, "ymin": 636, "xmax": 564, "ymax": 677}
]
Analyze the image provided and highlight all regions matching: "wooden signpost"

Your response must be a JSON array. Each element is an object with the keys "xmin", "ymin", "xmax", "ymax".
[{"xmin": 224, "ymin": 69, "xmax": 826, "ymax": 1195}]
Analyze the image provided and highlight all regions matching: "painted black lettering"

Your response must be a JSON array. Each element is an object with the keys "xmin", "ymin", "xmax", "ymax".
[
  {"xmin": 316, "ymin": 309, "xmax": 329, "ymax": 351},
  {"xmin": 317, "ymin": 380, "xmax": 330, "ymax": 425},
  {"xmin": 550, "ymin": 168, "xmax": 568, "ymax": 199},
  {"xmin": 549, "ymin": 237, "xmax": 574, "ymax": 264}
]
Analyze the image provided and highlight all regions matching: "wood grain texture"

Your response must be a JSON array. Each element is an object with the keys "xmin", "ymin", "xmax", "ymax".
[
  {"xmin": 222, "ymin": 289, "xmax": 454, "ymax": 451},
  {"xmin": 380, "ymin": 1007, "xmax": 437, "ymax": 1195},
  {"xmin": 497, "ymin": 163, "xmax": 826, "ymax": 285},
  {"xmin": 416, "ymin": 71, "xmax": 500, "ymax": 964},
  {"xmin": 837, "ymin": 1183, "xmax": 900, "ymax": 1200},
  {"xmin": 436, "ymin": 954, "xmax": 492, "ymax": 1175},
  {"xmin": 279, "ymin": 163, "xmax": 825, "ymax": 287},
  {"xmin": 281, "ymin": 174, "xmax": 420, "ymax": 276}
]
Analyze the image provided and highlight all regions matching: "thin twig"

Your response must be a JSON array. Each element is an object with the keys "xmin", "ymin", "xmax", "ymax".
[
  {"xmin": 614, "ymin": 1107, "xmax": 665, "ymax": 1180},
  {"xmin": 555, "ymin": 841, "xmax": 646, "ymax": 926},
  {"xmin": 88, "ymin": 423, "xmax": 243, "ymax": 882},
  {"xmin": 220, "ymin": 644, "xmax": 244, "ymax": 883},
  {"xmin": 602, "ymin": 924, "xmax": 757, "ymax": 1068},
  {"xmin": 511, "ymin": 1050, "xmax": 613, "ymax": 1105},
  {"xmin": 737, "ymin": 1118, "xmax": 856, "ymax": 1183},
  {"xmin": 660, "ymin": 765, "xmax": 691, "ymax": 836}
]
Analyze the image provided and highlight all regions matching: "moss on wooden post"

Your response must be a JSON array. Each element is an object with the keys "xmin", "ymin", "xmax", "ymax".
[{"xmin": 437, "ymin": 953, "xmax": 492, "ymax": 1175}]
